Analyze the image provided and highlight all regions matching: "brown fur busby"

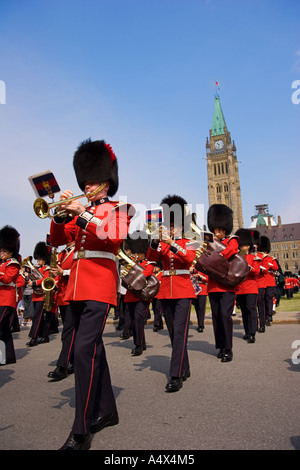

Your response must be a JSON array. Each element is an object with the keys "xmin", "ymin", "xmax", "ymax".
[
  {"xmin": 33, "ymin": 242, "xmax": 51, "ymax": 264},
  {"xmin": 207, "ymin": 204, "xmax": 233, "ymax": 236},
  {"xmin": 160, "ymin": 194, "xmax": 188, "ymax": 228},
  {"xmin": 235, "ymin": 228, "xmax": 253, "ymax": 250},
  {"xmin": 258, "ymin": 235, "xmax": 271, "ymax": 254},
  {"xmin": 73, "ymin": 139, "xmax": 118, "ymax": 197},
  {"xmin": 126, "ymin": 231, "xmax": 149, "ymax": 255},
  {"xmin": 0, "ymin": 225, "xmax": 20, "ymax": 258}
]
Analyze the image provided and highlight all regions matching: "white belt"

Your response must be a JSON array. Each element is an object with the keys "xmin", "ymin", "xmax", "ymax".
[
  {"xmin": 162, "ymin": 269, "xmax": 190, "ymax": 276},
  {"xmin": 73, "ymin": 250, "xmax": 117, "ymax": 262},
  {"xmin": 0, "ymin": 281, "xmax": 16, "ymax": 287}
]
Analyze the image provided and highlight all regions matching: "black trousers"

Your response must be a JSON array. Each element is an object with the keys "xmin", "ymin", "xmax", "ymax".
[
  {"xmin": 152, "ymin": 298, "xmax": 163, "ymax": 328},
  {"xmin": 56, "ymin": 304, "xmax": 75, "ymax": 369},
  {"xmin": 70, "ymin": 300, "xmax": 117, "ymax": 435},
  {"xmin": 161, "ymin": 298, "xmax": 192, "ymax": 379},
  {"xmin": 127, "ymin": 301, "xmax": 149, "ymax": 348},
  {"xmin": 0, "ymin": 306, "xmax": 16, "ymax": 363},
  {"xmin": 237, "ymin": 293, "xmax": 258, "ymax": 337},
  {"xmin": 209, "ymin": 291, "xmax": 235, "ymax": 351},
  {"xmin": 257, "ymin": 287, "xmax": 266, "ymax": 328},
  {"xmin": 29, "ymin": 301, "xmax": 52, "ymax": 340},
  {"xmin": 193, "ymin": 295, "xmax": 207, "ymax": 328},
  {"xmin": 265, "ymin": 286, "xmax": 276, "ymax": 322}
]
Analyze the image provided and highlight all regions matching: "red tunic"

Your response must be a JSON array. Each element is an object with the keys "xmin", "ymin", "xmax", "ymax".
[
  {"xmin": 0, "ymin": 258, "xmax": 20, "ymax": 308},
  {"xmin": 262, "ymin": 255, "xmax": 278, "ymax": 288},
  {"xmin": 50, "ymin": 200, "xmax": 134, "ymax": 306},
  {"xmin": 207, "ymin": 236, "xmax": 239, "ymax": 293},
  {"xmin": 235, "ymin": 253, "xmax": 260, "ymax": 295},
  {"xmin": 147, "ymin": 238, "xmax": 196, "ymax": 300},
  {"xmin": 254, "ymin": 252, "xmax": 267, "ymax": 289},
  {"xmin": 55, "ymin": 245, "xmax": 75, "ymax": 306},
  {"xmin": 31, "ymin": 265, "xmax": 50, "ymax": 302},
  {"xmin": 192, "ymin": 269, "xmax": 208, "ymax": 296}
]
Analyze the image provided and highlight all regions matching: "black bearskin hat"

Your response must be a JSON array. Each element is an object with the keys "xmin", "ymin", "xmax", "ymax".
[
  {"xmin": 33, "ymin": 242, "xmax": 51, "ymax": 264},
  {"xmin": 258, "ymin": 235, "xmax": 271, "ymax": 254},
  {"xmin": 207, "ymin": 204, "xmax": 233, "ymax": 236},
  {"xmin": 0, "ymin": 225, "xmax": 20, "ymax": 258},
  {"xmin": 125, "ymin": 231, "xmax": 149, "ymax": 255},
  {"xmin": 251, "ymin": 229, "xmax": 260, "ymax": 248},
  {"xmin": 160, "ymin": 194, "xmax": 188, "ymax": 228},
  {"xmin": 235, "ymin": 228, "xmax": 253, "ymax": 250},
  {"xmin": 73, "ymin": 139, "xmax": 118, "ymax": 197}
]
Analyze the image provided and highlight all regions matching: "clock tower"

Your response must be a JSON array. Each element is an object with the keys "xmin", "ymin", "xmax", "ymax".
[{"xmin": 206, "ymin": 94, "xmax": 243, "ymax": 232}]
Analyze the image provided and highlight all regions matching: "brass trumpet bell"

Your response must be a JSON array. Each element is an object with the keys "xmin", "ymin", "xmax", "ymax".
[{"xmin": 33, "ymin": 182, "xmax": 106, "ymax": 219}]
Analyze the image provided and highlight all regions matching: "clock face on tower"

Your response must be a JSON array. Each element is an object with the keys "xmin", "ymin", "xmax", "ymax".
[{"xmin": 214, "ymin": 139, "xmax": 224, "ymax": 150}]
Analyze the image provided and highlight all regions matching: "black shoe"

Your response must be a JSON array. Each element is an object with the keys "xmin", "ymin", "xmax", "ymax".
[
  {"xmin": 182, "ymin": 370, "xmax": 191, "ymax": 382},
  {"xmin": 221, "ymin": 350, "xmax": 233, "ymax": 362},
  {"xmin": 217, "ymin": 348, "xmax": 225, "ymax": 358},
  {"xmin": 165, "ymin": 377, "xmax": 183, "ymax": 393},
  {"xmin": 26, "ymin": 338, "xmax": 38, "ymax": 347},
  {"xmin": 153, "ymin": 325, "xmax": 163, "ymax": 332},
  {"xmin": 243, "ymin": 334, "xmax": 249, "ymax": 340},
  {"xmin": 258, "ymin": 326, "xmax": 265, "ymax": 333},
  {"xmin": 59, "ymin": 432, "xmax": 91, "ymax": 450},
  {"xmin": 48, "ymin": 366, "xmax": 68, "ymax": 381},
  {"xmin": 120, "ymin": 333, "xmax": 130, "ymax": 340},
  {"xmin": 38, "ymin": 336, "xmax": 49, "ymax": 344},
  {"xmin": 90, "ymin": 411, "xmax": 119, "ymax": 434},
  {"xmin": 131, "ymin": 346, "xmax": 143, "ymax": 356},
  {"xmin": 197, "ymin": 326, "xmax": 204, "ymax": 332},
  {"xmin": 247, "ymin": 335, "xmax": 255, "ymax": 343},
  {"xmin": 67, "ymin": 365, "xmax": 75, "ymax": 375}
]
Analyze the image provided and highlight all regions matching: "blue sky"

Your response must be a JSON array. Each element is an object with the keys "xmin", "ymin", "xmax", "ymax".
[{"xmin": 0, "ymin": 0, "xmax": 299, "ymax": 257}]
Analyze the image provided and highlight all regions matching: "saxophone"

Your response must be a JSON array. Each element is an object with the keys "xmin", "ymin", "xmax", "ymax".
[{"xmin": 42, "ymin": 247, "xmax": 57, "ymax": 312}]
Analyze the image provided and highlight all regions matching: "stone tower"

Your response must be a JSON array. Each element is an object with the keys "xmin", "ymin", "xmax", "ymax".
[{"xmin": 206, "ymin": 94, "xmax": 243, "ymax": 232}]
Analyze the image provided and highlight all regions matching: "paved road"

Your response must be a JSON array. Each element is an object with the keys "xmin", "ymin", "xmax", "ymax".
[{"xmin": 0, "ymin": 315, "xmax": 299, "ymax": 451}]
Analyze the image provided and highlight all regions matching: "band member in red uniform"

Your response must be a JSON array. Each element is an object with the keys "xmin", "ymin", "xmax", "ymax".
[
  {"xmin": 207, "ymin": 204, "xmax": 238, "ymax": 362},
  {"xmin": 258, "ymin": 236, "xmax": 278, "ymax": 326},
  {"xmin": 47, "ymin": 241, "xmax": 75, "ymax": 381},
  {"xmin": 123, "ymin": 231, "xmax": 155, "ymax": 356},
  {"xmin": 0, "ymin": 226, "xmax": 20, "ymax": 365},
  {"xmin": 235, "ymin": 229, "xmax": 260, "ymax": 343},
  {"xmin": 50, "ymin": 139, "xmax": 134, "ymax": 450},
  {"xmin": 152, "ymin": 261, "xmax": 164, "ymax": 332},
  {"xmin": 147, "ymin": 195, "xmax": 196, "ymax": 393},
  {"xmin": 251, "ymin": 230, "xmax": 266, "ymax": 332},
  {"xmin": 27, "ymin": 242, "xmax": 51, "ymax": 346},
  {"xmin": 190, "ymin": 267, "xmax": 208, "ymax": 333}
]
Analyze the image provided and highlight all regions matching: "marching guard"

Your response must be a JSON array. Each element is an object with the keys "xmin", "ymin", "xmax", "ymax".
[
  {"xmin": 26, "ymin": 242, "xmax": 53, "ymax": 346},
  {"xmin": 47, "ymin": 241, "xmax": 76, "ymax": 381},
  {"xmin": 50, "ymin": 139, "xmax": 134, "ymax": 450},
  {"xmin": 123, "ymin": 231, "xmax": 155, "ymax": 356},
  {"xmin": 235, "ymin": 229, "xmax": 260, "ymax": 343},
  {"xmin": 0, "ymin": 226, "xmax": 20, "ymax": 365},
  {"xmin": 206, "ymin": 204, "xmax": 238, "ymax": 362},
  {"xmin": 147, "ymin": 195, "xmax": 196, "ymax": 393},
  {"xmin": 257, "ymin": 236, "xmax": 278, "ymax": 326}
]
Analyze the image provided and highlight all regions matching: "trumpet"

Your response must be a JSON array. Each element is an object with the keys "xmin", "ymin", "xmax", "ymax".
[
  {"xmin": 42, "ymin": 247, "xmax": 57, "ymax": 311},
  {"xmin": 33, "ymin": 182, "xmax": 106, "ymax": 219},
  {"xmin": 20, "ymin": 256, "xmax": 44, "ymax": 295}
]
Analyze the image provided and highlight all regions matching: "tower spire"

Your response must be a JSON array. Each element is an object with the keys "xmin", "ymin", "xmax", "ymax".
[{"xmin": 211, "ymin": 94, "xmax": 227, "ymax": 137}]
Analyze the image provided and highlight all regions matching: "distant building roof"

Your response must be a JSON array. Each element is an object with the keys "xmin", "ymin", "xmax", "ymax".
[{"xmin": 254, "ymin": 223, "xmax": 300, "ymax": 242}]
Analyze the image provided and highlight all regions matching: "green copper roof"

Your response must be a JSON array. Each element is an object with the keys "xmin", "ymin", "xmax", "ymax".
[{"xmin": 211, "ymin": 95, "xmax": 227, "ymax": 136}]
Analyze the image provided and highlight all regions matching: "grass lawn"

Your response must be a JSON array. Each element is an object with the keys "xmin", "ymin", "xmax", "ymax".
[{"xmin": 191, "ymin": 291, "xmax": 300, "ymax": 315}]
